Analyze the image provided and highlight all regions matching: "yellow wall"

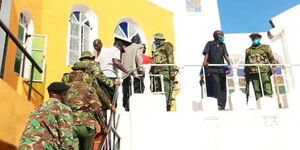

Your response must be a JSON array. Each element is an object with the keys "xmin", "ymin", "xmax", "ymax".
[
  {"xmin": 41, "ymin": 0, "xmax": 175, "ymax": 99},
  {"xmin": 0, "ymin": 79, "xmax": 34, "ymax": 148},
  {"xmin": 4, "ymin": 0, "xmax": 44, "ymax": 106},
  {"xmin": 1, "ymin": 0, "xmax": 174, "ymax": 147}
]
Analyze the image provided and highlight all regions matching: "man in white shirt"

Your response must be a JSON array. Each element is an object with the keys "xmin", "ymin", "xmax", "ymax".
[{"xmin": 97, "ymin": 40, "xmax": 129, "ymax": 80}]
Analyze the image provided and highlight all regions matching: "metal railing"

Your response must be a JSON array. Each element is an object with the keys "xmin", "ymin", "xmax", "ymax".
[
  {"xmin": 194, "ymin": 63, "xmax": 300, "ymax": 108},
  {"xmin": 0, "ymin": 19, "xmax": 43, "ymax": 100},
  {"xmin": 98, "ymin": 86, "xmax": 121, "ymax": 150},
  {"xmin": 133, "ymin": 63, "xmax": 300, "ymax": 109}
]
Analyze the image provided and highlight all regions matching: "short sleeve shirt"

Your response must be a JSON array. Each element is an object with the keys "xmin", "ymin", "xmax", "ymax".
[
  {"xmin": 202, "ymin": 41, "xmax": 228, "ymax": 64},
  {"xmin": 97, "ymin": 46, "xmax": 121, "ymax": 78}
]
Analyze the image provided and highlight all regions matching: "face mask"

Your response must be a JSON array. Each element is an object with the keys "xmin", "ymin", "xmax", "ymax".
[
  {"xmin": 219, "ymin": 37, "xmax": 224, "ymax": 43},
  {"xmin": 252, "ymin": 40, "xmax": 260, "ymax": 45},
  {"xmin": 154, "ymin": 40, "xmax": 160, "ymax": 47}
]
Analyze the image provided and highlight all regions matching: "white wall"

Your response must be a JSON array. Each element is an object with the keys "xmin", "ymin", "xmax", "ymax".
[
  {"xmin": 0, "ymin": 0, "xmax": 12, "ymax": 75},
  {"xmin": 147, "ymin": 0, "xmax": 221, "ymax": 65},
  {"xmin": 225, "ymin": 32, "xmax": 285, "ymax": 63},
  {"xmin": 268, "ymin": 4, "xmax": 300, "ymax": 91}
]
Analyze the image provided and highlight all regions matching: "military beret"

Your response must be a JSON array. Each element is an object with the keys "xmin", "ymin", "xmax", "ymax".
[
  {"xmin": 47, "ymin": 82, "xmax": 70, "ymax": 94},
  {"xmin": 249, "ymin": 33, "xmax": 262, "ymax": 39}
]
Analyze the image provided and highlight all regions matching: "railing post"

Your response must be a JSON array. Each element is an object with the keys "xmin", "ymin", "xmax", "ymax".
[
  {"xmin": 143, "ymin": 64, "xmax": 152, "ymax": 94},
  {"xmin": 232, "ymin": 64, "xmax": 240, "ymax": 90},
  {"xmin": 257, "ymin": 66, "xmax": 265, "ymax": 97},
  {"xmin": 0, "ymin": 33, "xmax": 9, "ymax": 78},
  {"xmin": 27, "ymin": 65, "xmax": 34, "ymax": 101}
]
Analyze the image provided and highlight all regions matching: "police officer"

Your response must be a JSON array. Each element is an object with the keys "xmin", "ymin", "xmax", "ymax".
[
  {"xmin": 244, "ymin": 33, "xmax": 277, "ymax": 100},
  {"xmin": 151, "ymin": 33, "xmax": 176, "ymax": 111},
  {"xmin": 78, "ymin": 51, "xmax": 119, "ymax": 111},
  {"xmin": 62, "ymin": 64, "xmax": 106, "ymax": 150},
  {"xmin": 19, "ymin": 82, "xmax": 73, "ymax": 150}
]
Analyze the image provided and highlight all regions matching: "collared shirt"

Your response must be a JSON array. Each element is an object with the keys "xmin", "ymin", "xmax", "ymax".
[
  {"xmin": 202, "ymin": 40, "xmax": 228, "ymax": 73},
  {"xmin": 97, "ymin": 46, "xmax": 121, "ymax": 78},
  {"xmin": 202, "ymin": 40, "xmax": 228, "ymax": 64}
]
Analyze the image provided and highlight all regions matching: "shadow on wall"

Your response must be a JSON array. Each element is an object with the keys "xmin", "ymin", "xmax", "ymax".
[{"xmin": 0, "ymin": 139, "xmax": 17, "ymax": 150}]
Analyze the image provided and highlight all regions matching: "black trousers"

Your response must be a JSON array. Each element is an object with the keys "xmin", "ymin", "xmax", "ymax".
[
  {"xmin": 210, "ymin": 73, "xmax": 227, "ymax": 109},
  {"xmin": 122, "ymin": 77, "xmax": 131, "ymax": 111},
  {"xmin": 122, "ymin": 76, "xmax": 144, "ymax": 111}
]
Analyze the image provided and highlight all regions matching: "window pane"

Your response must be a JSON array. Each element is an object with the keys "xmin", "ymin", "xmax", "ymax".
[
  {"xmin": 69, "ymin": 49, "xmax": 79, "ymax": 66},
  {"xmin": 73, "ymin": 11, "xmax": 80, "ymax": 22},
  {"xmin": 32, "ymin": 36, "xmax": 45, "ymax": 49},
  {"xmin": 14, "ymin": 49, "xmax": 23, "ymax": 74},
  {"xmin": 70, "ymin": 37, "xmax": 79, "ymax": 50},
  {"xmin": 239, "ymin": 78, "xmax": 246, "ymax": 87},
  {"xmin": 82, "ymin": 25, "xmax": 90, "ymax": 51},
  {"xmin": 193, "ymin": 0, "xmax": 201, "ymax": 12},
  {"xmin": 81, "ymin": 13, "xmax": 87, "ymax": 23},
  {"xmin": 227, "ymin": 70, "xmax": 233, "ymax": 77},
  {"xmin": 18, "ymin": 24, "xmax": 25, "ymax": 42},
  {"xmin": 29, "ymin": 65, "xmax": 43, "ymax": 81},
  {"xmin": 229, "ymin": 89, "xmax": 235, "ymax": 94},
  {"xmin": 279, "ymin": 85, "xmax": 286, "ymax": 94},
  {"xmin": 70, "ymin": 22, "xmax": 80, "ymax": 37},
  {"xmin": 227, "ymin": 78, "xmax": 234, "ymax": 88},
  {"xmin": 119, "ymin": 22, "xmax": 128, "ymax": 37},
  {"xmin": 114, "ymin": 26, "xmax": 126, "ymax": 39},
  {"xmin": 31, "ymin": 50, "xmax": 43, "ymax": 65},
  {"xmin": 186, "ymin": 0, "xmax": 193, "ymax": 12},
  {"xmin": 275, "ymin": 67, "xmax": 282, "ymax": 75},
  {"xmin": 128, "ymin": 23, "xmax": 137, "ymax": 39},
  {"xmin": 237, "ymin": 68, "xmax": 245, "ymax": 77},
  {"xmin": 276, "ymin": 76, "xmax": 284, "ymax": 85},
  {"xmin": 240, "ymin": 88, "xmax": 245, "ymax": 93}
]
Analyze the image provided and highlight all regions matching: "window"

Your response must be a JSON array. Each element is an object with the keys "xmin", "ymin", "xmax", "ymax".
[
  {"xmin": 114, "ymin": 22, "xmax": 139, "ymax": 42},
  {"xmin": 14, "ymin": 12, "xmax": 28, "ymax": 76},
  {"xmin": 186, "ymin": 0, "xmax": 201, "ymax": 13},
  {"xmin": 14, "ymin": 12, "xmax": 47, "ymax": 82},
  {"xmin": 68, "ymin": 11, "xmax": 92, "ymax": 66},
  {"xmin": 29, "ymin": 35, "xmax": 47, "ymax": 82}
]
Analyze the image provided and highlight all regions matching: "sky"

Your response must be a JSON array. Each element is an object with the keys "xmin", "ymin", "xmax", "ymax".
[{"xmin": 218, "ymin": 0, "xmax": 300, "ymax": 33}]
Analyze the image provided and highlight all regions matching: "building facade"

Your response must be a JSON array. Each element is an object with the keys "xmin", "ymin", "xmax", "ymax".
[{"xmin": 0, "ymin": 0, "xmax": 175, "ymax": 146}]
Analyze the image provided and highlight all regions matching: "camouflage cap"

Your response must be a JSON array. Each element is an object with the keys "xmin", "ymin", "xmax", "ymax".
[
  {"xmin": 79, "ymin": 51, "xmax": 95, "ymax": 61},
  {"xmin": 249, "ymin": 33, "xmax": 262, "ymax": 39},
  {"xmin": 47, "ymin": 82, "xmax": 70, "ymax": 94},
  {"xmin": 154, "ymin": 33, "xmax": 165, "ymax": 40},
  {"xmin": 71, "ymin": 61, "xmax": 88, "ymax": 70}
]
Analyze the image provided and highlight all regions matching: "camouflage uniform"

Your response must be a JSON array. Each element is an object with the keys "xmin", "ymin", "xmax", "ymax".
[
  {"xmin": 18, "ymin": 98, "xmax": 73, "ymax": 150},
  {"xmin": 152, "ymin": 41, "xmax": 175, "ymax": 106},
  {"xmin": 80, "ymin": 60, "xmax": 114, "ymax": 109},
  {"xmin": 63, "ymin": 71, "xmax": 106, "ymax": 150},
  {"xmin": 62, "ymin": 70, "xmax": 107, "ymax": 129},
  {"xmin": 244, "ymin": 44, "xmax": 276, "ymax": 100}
]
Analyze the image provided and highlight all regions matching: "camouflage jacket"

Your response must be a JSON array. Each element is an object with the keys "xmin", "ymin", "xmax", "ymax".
[
  {"xmin": 244, "ymin": 44, "xmax": 276, "ymax": 75},
  {"xmin": 18, "ymin": 98, "xmax": 73, "ymax": 150},
  {"xmin": 62, "ymin": 67, "xmax": 113, "ymax": 110},
  {"xmin": 152, "ymin": 42, "xmax": 175, "ymax": 73},
  {"xmin": 81, "ymin": 60, "xmax": 114, "ymax": 87},
  {"xmin": 64, "ymin": 80, "xmax": 106, "ymax": 129}
]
